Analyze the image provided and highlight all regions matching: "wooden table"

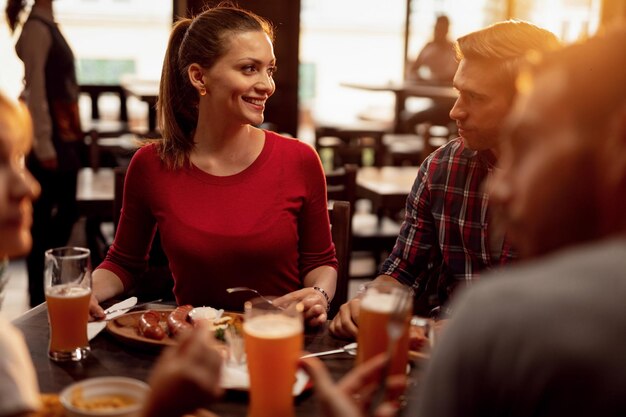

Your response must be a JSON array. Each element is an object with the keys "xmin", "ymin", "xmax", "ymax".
[
  {"xmin": 76, "ymin": 167, "xmax": 115, "ymax": 219},
  {"xmin": 12, "ymin": 301, "xmax": 421, "ymax": 416},
  {"xmin": 341, "ymin": 81, "xmax": 457, "ymax": 133},
  {"xmin": 357, "ymin": 166, "xmax": 418, "ymax": 221},
  {"xmin": 120, "ymin": 77, "xmax": 159, "ymax": 135}
]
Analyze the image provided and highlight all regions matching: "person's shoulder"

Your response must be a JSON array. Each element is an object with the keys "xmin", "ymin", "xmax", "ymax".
[
  {"xmin": 128, "ymin": 142, "xmax": 162, "ymax": 171},
  {"xmin": 267, "ymin": 130, "xmax": 318, "ymax": 158},
  {"xmin": 456, "ymin": 238, "xmax": 626, "ymax": 316}
]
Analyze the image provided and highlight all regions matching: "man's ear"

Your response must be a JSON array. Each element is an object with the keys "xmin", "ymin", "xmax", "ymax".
[{"xmin": 188, "ymin": 63, "xmax": 205, "ymax": 93}]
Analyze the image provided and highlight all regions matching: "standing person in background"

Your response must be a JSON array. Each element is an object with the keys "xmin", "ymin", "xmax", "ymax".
[
  {"xmin": 89, "ymin": 5, "xmax": 337, "ymax": 326},
  {"xmin": 5, "ymin": 0, "xmax": 83, "ymax": 307},
  {"xmin": 330, "ymin": 20, "xmax": 560, "ymax": 339},
  {"xmin": 402, "ymin": 14, "xmax": 458, "ymax": 132}
]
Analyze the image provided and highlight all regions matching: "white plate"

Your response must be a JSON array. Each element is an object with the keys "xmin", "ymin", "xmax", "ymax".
[{"xmin": 220, "ymin": 362, "xmax": 310, "ymax": 396}]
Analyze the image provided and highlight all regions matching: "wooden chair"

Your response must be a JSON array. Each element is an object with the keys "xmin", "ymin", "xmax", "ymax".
[
  {"xmin": 328, "ymin": 200, "xmax": 351, "ymax": 319},
  {"xmin": 315, "ymin": 122, "xmax": 390, "ymax": 168},
  {"xmin": 80, "ymin": 85, "xmax": 131, "ymax": 170},
  {"xmin": 325, "ymin": 164, "xmax": 357, "ymax": 218}
]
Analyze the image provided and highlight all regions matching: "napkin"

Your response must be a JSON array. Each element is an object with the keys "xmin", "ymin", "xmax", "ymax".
[
  {"xmin": 220, "ymin": 362, "xmax": 310, "ymax": 395},
  {"xmin": 87, "ymin": 296, "xmax": 138, "ymax": 341}
]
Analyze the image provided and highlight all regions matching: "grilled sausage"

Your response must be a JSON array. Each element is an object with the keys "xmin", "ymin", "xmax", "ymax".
[
  {"xmin": 167, "ymin": 304, "xmax": 193, "ymax": 337},
  {"xmin": 138, "ymin": 310, "xmax": 166, "ymax": 340}
]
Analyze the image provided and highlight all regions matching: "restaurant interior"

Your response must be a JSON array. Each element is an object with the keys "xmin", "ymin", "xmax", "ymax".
[
  {"xmin": 2, "ymin": 0, "xmax": 622, "ymax": 321},
  {"xmin": 1, "ymin": 0, "xmax": 625, "ymax": 416}
]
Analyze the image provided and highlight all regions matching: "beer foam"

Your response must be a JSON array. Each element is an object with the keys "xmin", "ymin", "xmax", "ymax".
[
  {"xmin": 46, "ymin": 285, "xmax": 91, "ymax": 298},
  {"xmin": 243, "ymin": 314, "xmax": 302, "ymax": 339},
  {"xmin": 361, "ymin": 291, "xmax": 400, "ymax": 313}
]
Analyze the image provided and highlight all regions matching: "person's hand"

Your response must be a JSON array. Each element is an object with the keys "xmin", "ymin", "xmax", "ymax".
[
  {"xmin": 329, "ymin": 298, "xmax": 361, "ymax": 339},
  {"xmin": 141, "ymin": 323, "xmax": 224, "ymax": 417},
  {"xmin": 39, "ymin": 157, "xmax": 58, "ymax": 170},
  {"xmin": 88, "ymin": 294, "xmax": 105, "ymax": 321},
  {"xmin": 274, "ymin": 288, "xmax": 328, "ymax": 327},
  {"xmin": 301, "ymin": 354, "xmax": 404, "ymax": 417}
]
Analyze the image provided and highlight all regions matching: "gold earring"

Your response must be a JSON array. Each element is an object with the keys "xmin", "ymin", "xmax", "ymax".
[{"xmin": 199, "ymin": 86, "xmax": 206, "ymax": 96}]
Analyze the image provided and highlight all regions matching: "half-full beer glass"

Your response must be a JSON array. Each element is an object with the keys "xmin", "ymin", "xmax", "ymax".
[
  {"xmin": 44, "ymin": 246, "xmax": 91, "ymax": 361},
  {"xmin": 356, "ymin": 282, "xmax": 413, "ymax": 376},
  {"xmin": 243, "ymin": 297, "xmax": 303, "ymax": 417}
]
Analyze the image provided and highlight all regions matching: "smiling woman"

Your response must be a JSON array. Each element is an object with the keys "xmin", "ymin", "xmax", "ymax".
[{"xmin": 89, "ymin": 4, "xmax": 339, "ymax": 328}]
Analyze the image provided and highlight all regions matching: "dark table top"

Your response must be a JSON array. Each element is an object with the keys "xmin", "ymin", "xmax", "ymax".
[{"xmin": 13, "ymin": 300, "xmax": 420, "ymax": 416}]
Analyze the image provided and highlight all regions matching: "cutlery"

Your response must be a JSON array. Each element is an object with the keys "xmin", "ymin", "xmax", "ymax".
[
  {"xmin": 300, "ymin": 342, "xmax": 357, "ymax": 358},
  {"xmin": 104, "ymin": 298, "xmax": 163, "ymax": 315},
  {"xmin": 226, "ymin": 287, "xmax": 283, "ymax": 309}
]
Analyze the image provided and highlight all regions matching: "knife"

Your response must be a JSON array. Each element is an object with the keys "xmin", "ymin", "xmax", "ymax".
[{"xmin": 88, "ymin": 296, "xmax": 138, "ymax": 341}]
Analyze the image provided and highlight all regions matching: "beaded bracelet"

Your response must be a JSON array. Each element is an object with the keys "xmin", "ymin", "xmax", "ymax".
[{"xmin": 313, "ymin": 286, "xmax": 331, "ymax": 312}]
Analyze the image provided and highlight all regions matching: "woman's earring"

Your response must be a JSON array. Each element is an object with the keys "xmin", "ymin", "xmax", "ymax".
[{"xmin": 199, "ymin": 86, "xmax": 207, "ymax": 96}]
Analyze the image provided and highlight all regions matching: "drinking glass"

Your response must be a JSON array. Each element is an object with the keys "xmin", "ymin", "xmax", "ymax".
[
  {"xmin": 356, "ymin": 282, "xmax": 413, "ymax": 376},
  {"xmin": 243, "ymin": 297, "xmax": 303, "ymax": 417},
  {"xmin": 44, "ymin": 246, "xmax": 92, "ymax": 362}
]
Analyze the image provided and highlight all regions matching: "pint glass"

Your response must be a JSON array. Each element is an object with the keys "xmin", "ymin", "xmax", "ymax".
[
  {"xmin": 356, "ymin": 282, "xmax": 413, "ymax": 376},
  {"xmin": 243, "ymin": 297, "xmax": 303, "ymax": 417},
  {"xmin": 44, "ymin": 247, "xmax": 92, "ymax": 362}
]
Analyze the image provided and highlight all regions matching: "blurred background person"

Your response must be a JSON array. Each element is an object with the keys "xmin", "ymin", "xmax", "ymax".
[
  {"xmin": 401, "ymin": 14, "xmax": 458, "ymax": 133},
  {"xmin": 5, "ymin": 0, "xmax": 84, "ymax": 307}
]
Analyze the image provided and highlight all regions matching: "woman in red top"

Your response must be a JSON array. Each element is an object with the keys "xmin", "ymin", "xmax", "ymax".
[{"xmin": 89, "ymin": 5, "xmax": 337, "ymax": 326}]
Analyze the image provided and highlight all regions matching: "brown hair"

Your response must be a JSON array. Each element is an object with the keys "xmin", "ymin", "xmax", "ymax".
[
  {"xmin": 455, "ymin": 20, "xmax": 560, "ymax": 93},
  {"xmin": 5, "ymin": 0, "xmax": 28, "ymax": 32},
  {"xmin": 157, "ymin": 4, "xmax": 274, "ymax": 169},
  {"xmin": 0, "ymin": 92, "xmax": 33, "ymax": 155}
]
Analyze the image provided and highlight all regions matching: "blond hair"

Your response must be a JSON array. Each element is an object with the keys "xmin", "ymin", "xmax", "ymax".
[
  {"xmin": 0, "ymin": 92, "xmax": 33, "ymax": 155},
  {"xmin": 455, "ymin": 20, "xmax": 561, "ymax": 92}
]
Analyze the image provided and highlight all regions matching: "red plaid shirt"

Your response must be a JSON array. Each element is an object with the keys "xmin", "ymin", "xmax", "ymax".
[{"xmin": 381, "ymin": 138, "xmax": 516, "ymax": 306}]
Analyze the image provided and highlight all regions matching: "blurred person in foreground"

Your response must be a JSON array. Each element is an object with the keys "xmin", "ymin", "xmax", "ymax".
[
  {"xmin": 305, "ymin": 24, "xmax": 626, "ymax": 417},
  {"xmin": 6, "ymin": 0, "xmax": 84, "ymax": 307},
  {"xmin": 401, "ymin": 14, "xmax": 458, "ymax": 133},
  {"xmin": 331, "ymin": 20, "xmax": 560, "ymax": 339},
  {"xmin": 89, "ymin": 4, "xmax": 337, "ymax": 326}
]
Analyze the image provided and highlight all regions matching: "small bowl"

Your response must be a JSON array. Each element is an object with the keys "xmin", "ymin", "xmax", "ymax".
[{"xmin": 59, "ymin": 376, "xmax": 149, "ymax": 417}]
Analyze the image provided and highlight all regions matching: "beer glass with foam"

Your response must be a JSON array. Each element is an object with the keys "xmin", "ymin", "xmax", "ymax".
[
  {"xmin": 356, "ymin": 282, "xmax": 413, "ymax": 376},
  {"xmin": 44, "ymin": 247, "xmax": 91, "ymax": 361},
  {"xmin": 243, "ymin": 297, "xmax": 303, "ymax": 417}
]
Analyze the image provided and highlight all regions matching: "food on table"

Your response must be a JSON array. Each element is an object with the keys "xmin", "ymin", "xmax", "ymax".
[
  {"xmin": 70, "ymin": 387, "xmax": 137, "ymax": 410},
  {"xmin": 188, "ymin": 306, "xmax": 223, "ymax": 324},
  {"xmin": 138, "ymin": 310, "xmax": 166, "ymax": 340},
  {"xmin": 37, "ymin": 394, "xmax": 64, "ymax": 417},
  {"xmin": 167, "ymin": 304, "xmax": 194, "ymax": 337}
]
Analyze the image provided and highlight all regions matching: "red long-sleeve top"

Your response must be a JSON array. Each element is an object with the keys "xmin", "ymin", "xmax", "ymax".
[{"xmin": 97, "ymin": 131, "xmax": 337, "ymax": 311}]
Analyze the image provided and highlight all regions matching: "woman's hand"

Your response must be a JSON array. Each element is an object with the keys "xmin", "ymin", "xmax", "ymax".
[
  {"xmin": 88, "ymin": 294, "xmax": 106, "ymax": 321},
  {"xmin": 301, "ymin": 354, "xmax": 404, "ymax": 417},
  {"xmin": 274, "ymin": 288, "xmax": 328, "ymax": 327}
]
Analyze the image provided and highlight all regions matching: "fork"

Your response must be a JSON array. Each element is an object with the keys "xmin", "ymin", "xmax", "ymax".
[
  {"xmin": 369, "ymin": 292, "xmax": 410, "ymax": 412},
  {"xmin": 226, "ymin": 287, "xmax": 284, "ymax": 309}
]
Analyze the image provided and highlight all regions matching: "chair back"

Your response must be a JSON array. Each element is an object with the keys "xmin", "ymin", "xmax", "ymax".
[
  {"xmin": 326, "ymin": 164, "xmax": 357, "ymax": 218},
  {"xmin": 328, "ymin": 200, "xmax": 352, "ymax": 318}
]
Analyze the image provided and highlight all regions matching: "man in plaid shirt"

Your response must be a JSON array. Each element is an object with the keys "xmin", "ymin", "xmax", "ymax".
[{"xmin": 330, "ymin": 20, "xmax": 560, "ymax": 338}]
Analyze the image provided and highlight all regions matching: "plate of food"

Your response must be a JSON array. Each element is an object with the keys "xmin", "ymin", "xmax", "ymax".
[{"xmin": 106, "ymin": 305, "xmax": 243, "ymax": 349}]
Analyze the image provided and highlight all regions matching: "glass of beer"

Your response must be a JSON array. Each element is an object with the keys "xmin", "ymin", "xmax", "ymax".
[
  {"xmin": 356, "ymin": 282, "xmax": 413, "ymax": 376},
  {"xmin": 44, "ymin": 246, "xmax": 92, "ymax": 362},
  {"xmin": 243, "ymin": 297, "xmax": 303, "ymax": 417}
]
